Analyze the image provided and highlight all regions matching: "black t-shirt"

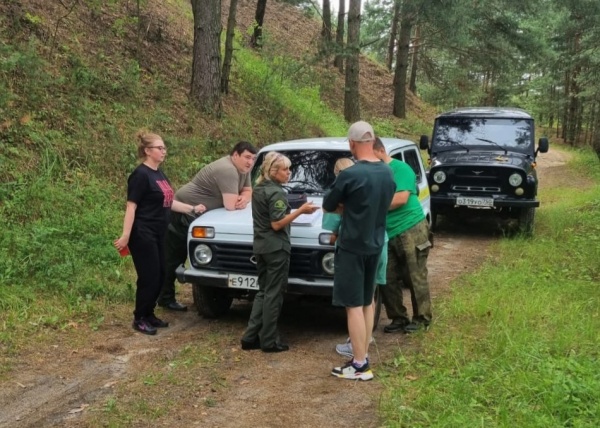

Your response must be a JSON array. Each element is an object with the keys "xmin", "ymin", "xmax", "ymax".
[
  {"xmin": 322, "ymin": 160, "xmax": 395, "ymax": 255},
  {"xmin": 127, "ymin": 164, "xmax": 174, "ymax": 234}
]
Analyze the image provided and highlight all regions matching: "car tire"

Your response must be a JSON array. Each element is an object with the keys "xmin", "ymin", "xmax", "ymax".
[
  {"xmin": 192, "ymin": 284, "xmax": 233, "ymax": 318},
  {"xmin": 518, "ymin": 207, "xmax": 535, "ymax": 236},
  {"xmin": 431, "ymin": 209, "xmax": 439, "ymax": 232},
  {"xmin": 373, "ymin": 285, "xmax": 382, "ymax": 331}
]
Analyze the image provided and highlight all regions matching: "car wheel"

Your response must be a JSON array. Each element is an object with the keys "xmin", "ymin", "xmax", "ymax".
[
  {"xmin": 431, "ymin": 210, "xmax": 438, "ymax": 231},
  {"xmin": 518, "ymin": 207, "xmax": 535, "ymax": 236},
  {"xmin": 192, "ymin": 284, "xmax": 233, "ymax": 318},
  {"xmin": 373, "ymin": 285, "xmax": 382, "ymax": 330}
]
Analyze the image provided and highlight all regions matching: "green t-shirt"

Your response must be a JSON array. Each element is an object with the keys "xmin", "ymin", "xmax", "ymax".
[
  {"xmin": 385, "ymin": 159, "xmax": 425, "ymax": 239},
  {"xmin": 252, "ymin": 180, "xmax": 291, "ymax": 254},
  {"xmin": 322, "ymin": 160, "xmax": 395, "ymax": 255}
]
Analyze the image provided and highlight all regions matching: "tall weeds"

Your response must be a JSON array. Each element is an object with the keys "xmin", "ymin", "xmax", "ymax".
[{"xmin": 379, "ymin": 147, "xmax": 600, "ymax": 427}]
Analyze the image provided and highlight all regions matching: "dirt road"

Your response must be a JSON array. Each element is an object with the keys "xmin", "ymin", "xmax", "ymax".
[{"xmin": 0, "ymin": 149, "xmax": 576, "ymax": 427}]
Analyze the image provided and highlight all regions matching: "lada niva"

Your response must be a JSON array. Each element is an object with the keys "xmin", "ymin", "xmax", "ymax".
[{"xmin": 176, "ymin": 137, "xmax": 431, "ymax": 321}]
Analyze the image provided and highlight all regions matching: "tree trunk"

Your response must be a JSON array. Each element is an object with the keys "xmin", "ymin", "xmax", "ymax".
[
  {"xmin": 333, "ymin": 0, "xmax": 346, "ymax": 73},
  {"xmin": 593, "ymin": 100, "xmax": 600, "ymax": 159},
  {"xmin": 409, "ymin": 24, "xmax": 420, "ymax": 94},
  {"xmin": 251, "ymin": 0, "xmax": 267, "ymax": 48},
  {"xmin": 344, "ymin": 0, "xmax": 361, "ymax": 122},
  {"xmin": 548, "ymin": 84, "xmax": 555, "ymax": 130},
  {"xmin": 566, "ymin": 32, "xmax": 581, "ymax": 146},
  {"xmin": 392, "ymin": 3, "xmax": 413, "ymax": 119},
  {"xmin": 386, "ymin": 0, "xmax": 400, "ymax": 72},
  {"xmin": 221, "ymin": 0, "xmax": 239, "ymax": 94},
  {"xmin": 562, "ymin": 70, "xmax": 569, "ymax": 141},
  {"xmin": 190, "ymin": 0, "xmax": 222, "ymax": 116},
  {"xmin": 321, "ymin": 0, "xmax": 332, "ymax": 44}
]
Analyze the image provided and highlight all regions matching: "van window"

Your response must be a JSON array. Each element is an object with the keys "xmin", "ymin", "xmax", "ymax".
[{"xmin": 401, "ymin": 149, "xmax": 423, "ymax": 182}]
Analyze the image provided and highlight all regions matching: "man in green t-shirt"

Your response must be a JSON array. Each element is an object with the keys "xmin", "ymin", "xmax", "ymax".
[{"xmin": 373, "ymin": 138, "xmax": 433, "ymax": 334}]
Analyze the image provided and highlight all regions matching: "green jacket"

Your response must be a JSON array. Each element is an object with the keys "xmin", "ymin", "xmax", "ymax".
[{"xmin": 252, "ymin": 180, "xmax": 291, "ymax": 254}]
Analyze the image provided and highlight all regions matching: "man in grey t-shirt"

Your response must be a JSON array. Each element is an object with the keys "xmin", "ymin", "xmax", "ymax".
[{"xmin": 158, "ymin": 141, "xmax": 258, "ymax": 311}]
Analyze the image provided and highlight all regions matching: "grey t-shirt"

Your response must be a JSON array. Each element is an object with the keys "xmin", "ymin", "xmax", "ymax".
[{"xmin": 175, "ymin": 156, "xmax": 251, "ymax": 211}]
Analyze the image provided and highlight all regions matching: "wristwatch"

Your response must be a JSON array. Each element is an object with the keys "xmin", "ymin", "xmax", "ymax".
[{"xmin": 191, "ymin": 206, "xmax": 197, "ymax": 216}]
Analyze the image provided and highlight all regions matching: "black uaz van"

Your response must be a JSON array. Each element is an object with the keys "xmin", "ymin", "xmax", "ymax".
[{"xmin": 419, "ymin": 107, "xmax": 549, "ymax": 235}]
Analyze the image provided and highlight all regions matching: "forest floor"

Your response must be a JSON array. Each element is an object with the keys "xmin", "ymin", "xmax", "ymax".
[{"xmin": 0, "ymin": 149, "xmax": 585, "ymax": 427}]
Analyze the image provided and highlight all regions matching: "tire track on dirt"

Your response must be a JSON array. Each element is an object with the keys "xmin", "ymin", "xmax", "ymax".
[{"xmin": 0, "ymin": 149, "xmax": 571, "ymax": 427}]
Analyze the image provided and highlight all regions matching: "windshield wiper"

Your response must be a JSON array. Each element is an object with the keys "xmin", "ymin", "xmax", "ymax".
[
  {"xmin": 475, "ymin": 138, "xmax": 508, "ymax": 155},
  {"xmin": 286, "ymin": 181, "xmax": 323, "ymax": 194},
  {"xmin": 290, "ymin": 187, "xmax": 321, "ymax": 195},
  {"xmin": 435, "ymin": 138, "xmax": 470, "ymax": 153}
]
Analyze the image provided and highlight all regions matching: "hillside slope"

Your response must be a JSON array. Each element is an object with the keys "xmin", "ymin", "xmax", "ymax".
[
  {"xmin": 1, "ymin": 0, "xmax": 433, "ymax": 158},
  {"xmin": 0, "ymin": 0, "xmax": 435, "ymax": 302},
  {"xmin": 231, "ymin": 0, "xmax": 433, "ymax": 120}
]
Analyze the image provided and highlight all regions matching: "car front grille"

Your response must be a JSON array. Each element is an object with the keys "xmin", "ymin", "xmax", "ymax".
[
  {"xmin": 446, "ymin": 166, "xmax": 511, "ymax": 193},
  {"xmin": 452, "ymin": 185, "xmax": 501, "ymax": 192},
  {"xmin": 191, "ymin": 242, "xmax": 330, "ymax": 278}
]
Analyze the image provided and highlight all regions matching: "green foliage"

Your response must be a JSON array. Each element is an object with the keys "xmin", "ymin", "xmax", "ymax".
[
  {"xmin": 233, "ymin": 40, "xmax": 347, "ymax": 139},
  {"xmin": 0, "ymin": 0, "xmax": 354, "ymax": 354},
  {"xmin": 361, "ymin": 0, "xmax": 395, "ymax": 62},
  {"xmin": 379, "ymin": 147, "xmax": 600, "ymax": 427},
  {"xmin": 0, "ymin": 40, "xmax": 52, "ymax": 112}
]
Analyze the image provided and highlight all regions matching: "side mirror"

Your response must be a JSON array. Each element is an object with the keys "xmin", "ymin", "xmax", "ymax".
[
  {"xmin": 536, "ymin": 137, "xmax": 549, "ymax": 155},
  {"xmin": 419, "ymin": 135, "xmax": 429, "ymax": 151}
]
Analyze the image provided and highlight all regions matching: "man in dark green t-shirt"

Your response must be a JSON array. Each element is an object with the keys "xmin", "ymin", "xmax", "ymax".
[
  {"xmin": 323, "ymin": 121, "xmax": 395, "ymax": 381},
  {"xmin": 373, "ymin": 138, "xmax": 433, "ymax": 334}
]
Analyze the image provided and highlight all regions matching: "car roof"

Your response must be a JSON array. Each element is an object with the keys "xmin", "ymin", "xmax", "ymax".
[
  {"xmin": 259, "ymin": 137, "xmax": 418, "ymax": 153},
  {"xmin": 437, "ymin": 107, "xmax": 533, "ymax": 120}
]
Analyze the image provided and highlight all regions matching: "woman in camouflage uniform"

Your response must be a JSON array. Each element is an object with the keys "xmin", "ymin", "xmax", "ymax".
[{"xmin": 240, "ymin": 152, "xmax": 318, "ymax": 353}]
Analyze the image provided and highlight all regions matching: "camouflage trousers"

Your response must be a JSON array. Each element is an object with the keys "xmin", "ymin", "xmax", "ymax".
[{"xmin": 381, "ymin": 219, "xmax": 433, "ymax": 324}]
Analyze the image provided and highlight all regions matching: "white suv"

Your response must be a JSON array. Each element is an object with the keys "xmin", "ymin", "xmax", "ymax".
[{"xmin": 176, "ymin": 137, "xmax": 431, "ymax": 320}]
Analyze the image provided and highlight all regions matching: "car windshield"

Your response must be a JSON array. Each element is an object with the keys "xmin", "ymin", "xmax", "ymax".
[
  {"xmin": 432, "ymin": 117, "xmax": 534, "ymax": 153},
  {"xmin": 252, "ymin": 149, "xmax": 353, "ymax": 194}
]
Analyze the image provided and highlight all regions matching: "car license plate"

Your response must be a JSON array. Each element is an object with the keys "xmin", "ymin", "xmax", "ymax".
[
  {"xmin": 456, "ymin": 197, "xmax": 494, "ymax": 207},
  {"xmin": 228, "ymin": 274, "xmax": 259, "ymax": 290}
]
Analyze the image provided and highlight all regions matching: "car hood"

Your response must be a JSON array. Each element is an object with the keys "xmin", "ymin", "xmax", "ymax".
[
  {"xmin": 189, "ymin": 196, "xmax": 326, "ymax": 240},
  {"xmin": 431, "ymin": 150, "xmax": 532, "ymax": 169}
]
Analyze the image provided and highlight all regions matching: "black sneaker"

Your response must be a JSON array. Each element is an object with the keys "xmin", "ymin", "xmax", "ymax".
[
  {"xmin": 403, "ymin": 321, "xmax": 430, "ymax": 334},
  {"xmin": 158, "ymin": 301, "xmax": 187, "ymax": 312},
  {"xmin": 383, "ymin": 318, "xmax": 410, "ymax": 333},
  {"xmin": 145, "ymin": 315, "xmax": 169, "ymax": 328},
  {"xmin": 241, "ymin": 338, "xmax": 261, "ymax": 350},
  {"xmin": 132, "ymin": 319, "xmax": 157, "ymax": 335}
]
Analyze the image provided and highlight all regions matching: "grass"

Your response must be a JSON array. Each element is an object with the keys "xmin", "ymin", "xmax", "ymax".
[
  {"xmin": 85, "ymin": 335, "xmax": 227, "ymax": 426},
  {"xmin": 0, "ymin": 1, "xmax": 422, "ymax": 381},
  {"xmin": 379, "ymin": 147, "xmax": 600, "ymax": 427},
  {"xmin": 4, "ymin": 1, "xmax": 599, "ymax": 425}
]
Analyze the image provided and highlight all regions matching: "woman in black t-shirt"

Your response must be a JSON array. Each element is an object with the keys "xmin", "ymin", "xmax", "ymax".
[{"xmin": 114, "ymin": 131, "xmax": 206, "ymax": 335}]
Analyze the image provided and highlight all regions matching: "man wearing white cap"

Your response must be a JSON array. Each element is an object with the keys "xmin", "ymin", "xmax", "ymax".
[{"xmin": 322, "ymin": 121, "xmax": 395, "ymax": 381}]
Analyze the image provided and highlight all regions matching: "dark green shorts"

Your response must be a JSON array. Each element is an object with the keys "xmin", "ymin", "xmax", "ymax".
[{"xmin": 332, "ymin": 247, "xmax": 379, "ymax": 307}]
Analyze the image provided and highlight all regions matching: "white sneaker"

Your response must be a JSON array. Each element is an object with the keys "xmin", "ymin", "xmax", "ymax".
[
  {"xmin": 331, "ymin": 360, "xmax": 373, "ymax": 381},
  {"xmin": 335, "ymin": 337, "xmax": 374, "ymax": 358}
]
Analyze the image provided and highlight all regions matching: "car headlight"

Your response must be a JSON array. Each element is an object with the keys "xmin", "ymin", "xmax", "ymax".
[
  {"xmin": 321, "ymin": 252, "xmax": 335, "ymax": 275},
  {"xmin": 319, "ymin": 233, "xmax": 333, "ymax": 245},
  {"xmin": 508, "ymin": 173, "xmax": 523, "ymax": 187},
  {"xmin": 193, "ymin": 244, "xmax": 213, "ymax": 265},
  {"xmin": 433, "ymin": 170, "xmax": 446, "ymax": 184}
]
